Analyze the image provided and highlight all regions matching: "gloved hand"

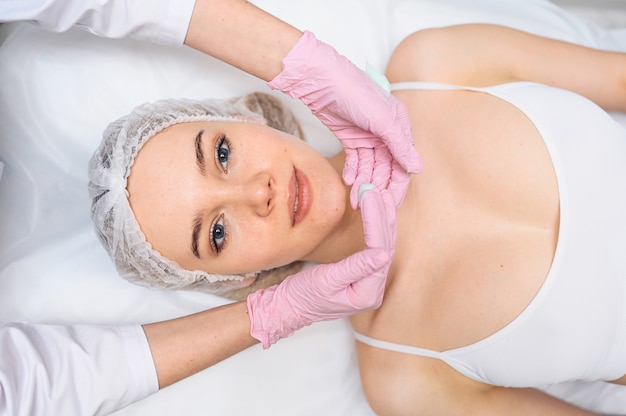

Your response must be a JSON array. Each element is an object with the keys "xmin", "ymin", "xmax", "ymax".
[
  {"xmin": 268, "ymin": 31, "xmax": 422, "ymax": 209},
  {"xmin": 247, "ymin": 187, "xmax": 397, "ymax": 349}
]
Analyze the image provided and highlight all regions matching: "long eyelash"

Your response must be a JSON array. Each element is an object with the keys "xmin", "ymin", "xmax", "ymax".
[
  {"xmin": 215, "ymin": 134, "xmax": 233, "ymax": 173},
  {"xmin": 209, "ymin": 214, "xmax": 228, "ymax": 254}
]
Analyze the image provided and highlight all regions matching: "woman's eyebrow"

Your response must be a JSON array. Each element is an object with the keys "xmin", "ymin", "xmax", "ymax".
[
  {"xmin": 191, "ymin": 213, "xmax": 203, "ymax": 259},
  {"xmin": 195, "ymin": 129, "xmax": 206, "ymax": 175}
]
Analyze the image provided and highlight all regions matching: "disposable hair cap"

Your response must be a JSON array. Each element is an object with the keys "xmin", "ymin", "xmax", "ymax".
[{"xmin": 88, "ymin": 97, "xmax": 267, "ymax": 294}]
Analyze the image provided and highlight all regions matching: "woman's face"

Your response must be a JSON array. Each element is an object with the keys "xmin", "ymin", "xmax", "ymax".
[{"xmin": 127, "ymin": 120, "xmax": 346, "ymax": 276}]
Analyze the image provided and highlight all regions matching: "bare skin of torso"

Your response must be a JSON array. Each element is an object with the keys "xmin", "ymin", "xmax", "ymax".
[{"xmin": 348, "ymin": 82, "xmax": 626, "ymax": 414}]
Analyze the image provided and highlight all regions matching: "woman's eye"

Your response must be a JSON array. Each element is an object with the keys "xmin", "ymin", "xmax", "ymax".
[
  {"xmin": 210, "ymin": 215, "xmax": 227, "ymax": 253},
  {"xmin": 215, "ymin": 135, "xmax": 231, "ymax": 172}
]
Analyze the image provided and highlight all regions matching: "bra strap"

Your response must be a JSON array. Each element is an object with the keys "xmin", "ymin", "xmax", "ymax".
[{"xmin": 354, "ymin": 332, "xmax": 443, "ymax": 359}]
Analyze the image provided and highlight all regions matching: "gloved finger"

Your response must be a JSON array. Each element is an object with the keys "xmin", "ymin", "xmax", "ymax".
[
  {"xmin": 345, "ymin": 268, "xmax": 387, "ymax": 310},
  {"xmin": 354, "ymin": 187, "xmax": 397, "ymax": 300},
  {"xmin": 334, "ymin": 248, "xmax": 391, "ymax": 310},
  {"xmin": 380, "ymin": 190, "xmax": 398, "ymax": 250},
  {"xmin": 359, "ymin": 189, "xmax": 397, "ymax": 252},
  {"xmin": 371, "ymin": 145, "xmax": 392, "ymax": 192},
  {"xmin": 377, "ymin": 95, "xmax": 422, "ymax": 174},
  {"xmin": 315, "ymin": 246, "xmax": 390, "ymax": 292},
  {"xmin": 349, "ymin": 186, "xmax": 360, "ymax": 211},
  {"xmin": 342, "ymin": 148, "xmax": 358, "ymax": 186},
  {"xmin": 386, "ymin": 160, "xmax": 411, "ymax": 208},
  {"xmin": 349, "ymin": 148, "xmax": 375, "ymax": 209},
  {"xmin": 355, "ymin": 146, "xmax": 376, "ymax": 184}
]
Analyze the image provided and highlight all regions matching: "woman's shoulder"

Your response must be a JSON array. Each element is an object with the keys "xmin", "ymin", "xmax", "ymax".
[
  {"xmin": 385, "ymin": 25, "xmax": 519, "ymax": 88},
  {"xmin": 386, "ymin": 24, "xmax": 626, "ymax": 112}
]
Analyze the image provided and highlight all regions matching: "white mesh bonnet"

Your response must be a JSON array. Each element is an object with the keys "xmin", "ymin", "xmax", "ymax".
[{"xmin": 88, "ymin": 97, "xmax": 270, "ymax": 294}]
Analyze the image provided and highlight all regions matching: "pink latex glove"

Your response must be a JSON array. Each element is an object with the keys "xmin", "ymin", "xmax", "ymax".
[
  {"xmin": 268, "ymin": 31, "xmax": 422, "ymax": 209},
  {"xmin": 247, "ymin": 187, "xmax": 397, "ymax": 349}
]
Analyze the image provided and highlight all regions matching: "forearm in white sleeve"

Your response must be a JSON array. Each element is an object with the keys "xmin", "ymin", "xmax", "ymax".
[
  {"xmin": 0, "ymin": 322, "xmax": 158, "ymax": 416},
  {"xmin": 0, "ymin": 0, "xmax": 196, "ymax": 45}
]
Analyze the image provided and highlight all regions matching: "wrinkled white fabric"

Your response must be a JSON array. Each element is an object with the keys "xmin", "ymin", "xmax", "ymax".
[
  {"xmin": 0, "ymin": 323, "xmax": 158, "ymax": 416},
  {"xmin": 0, "ymin": 0, "xmax": 195, "ymax": 45}
]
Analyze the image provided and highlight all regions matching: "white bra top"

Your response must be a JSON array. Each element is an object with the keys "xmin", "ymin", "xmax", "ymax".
[{"xmin": 355, "ymin": 82, "xmax": 626, "ymax": 387}]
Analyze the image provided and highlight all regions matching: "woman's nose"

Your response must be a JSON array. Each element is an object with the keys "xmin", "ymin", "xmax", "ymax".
[{"xmin": 241, "ymin": 173, "xmax": 274, "ymax": 216}]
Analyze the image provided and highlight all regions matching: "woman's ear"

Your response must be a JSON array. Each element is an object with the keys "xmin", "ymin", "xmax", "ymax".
[{"xmin": 234, "ymin": 92, "xmax": 305, "ymax": 140}]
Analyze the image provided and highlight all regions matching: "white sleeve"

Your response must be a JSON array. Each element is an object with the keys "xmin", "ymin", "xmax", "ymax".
[
  {"xmin": 0, "ymin": 0, "xmax": 196, "ymax": 45},
  {"xmin": 0, "ymin": 322, "xmax": 159, "ymax": 416}
]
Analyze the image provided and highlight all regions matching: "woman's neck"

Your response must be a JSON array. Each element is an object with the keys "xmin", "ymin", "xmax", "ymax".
[{"xmin": 301, "ymin": 152, "xmax": 366, "ymax": 264}]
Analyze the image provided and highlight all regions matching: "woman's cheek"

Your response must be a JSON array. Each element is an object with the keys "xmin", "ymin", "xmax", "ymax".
[{"xmin": 321, "ymin": 177, "xmax": 347, "ymax": 222}]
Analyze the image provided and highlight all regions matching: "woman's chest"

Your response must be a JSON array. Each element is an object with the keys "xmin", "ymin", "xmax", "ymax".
[
  {"xmin": 352, "ymin": 90, "xmax": 561, "ymax": 350},
  {"xmin": 352, "ymin": 85, "xmax": 626, "ymax": 392}
]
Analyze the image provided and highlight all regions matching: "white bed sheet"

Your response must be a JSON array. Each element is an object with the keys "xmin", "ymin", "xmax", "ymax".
[{"xmin": 1, "ymin": 1, "xmax": 626, "ymax": 414}]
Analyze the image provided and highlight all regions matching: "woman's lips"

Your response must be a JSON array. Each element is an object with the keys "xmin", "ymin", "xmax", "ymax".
[{"xmin": 290, "ymin": 168, "xmax": 312, "ymax": 226}]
